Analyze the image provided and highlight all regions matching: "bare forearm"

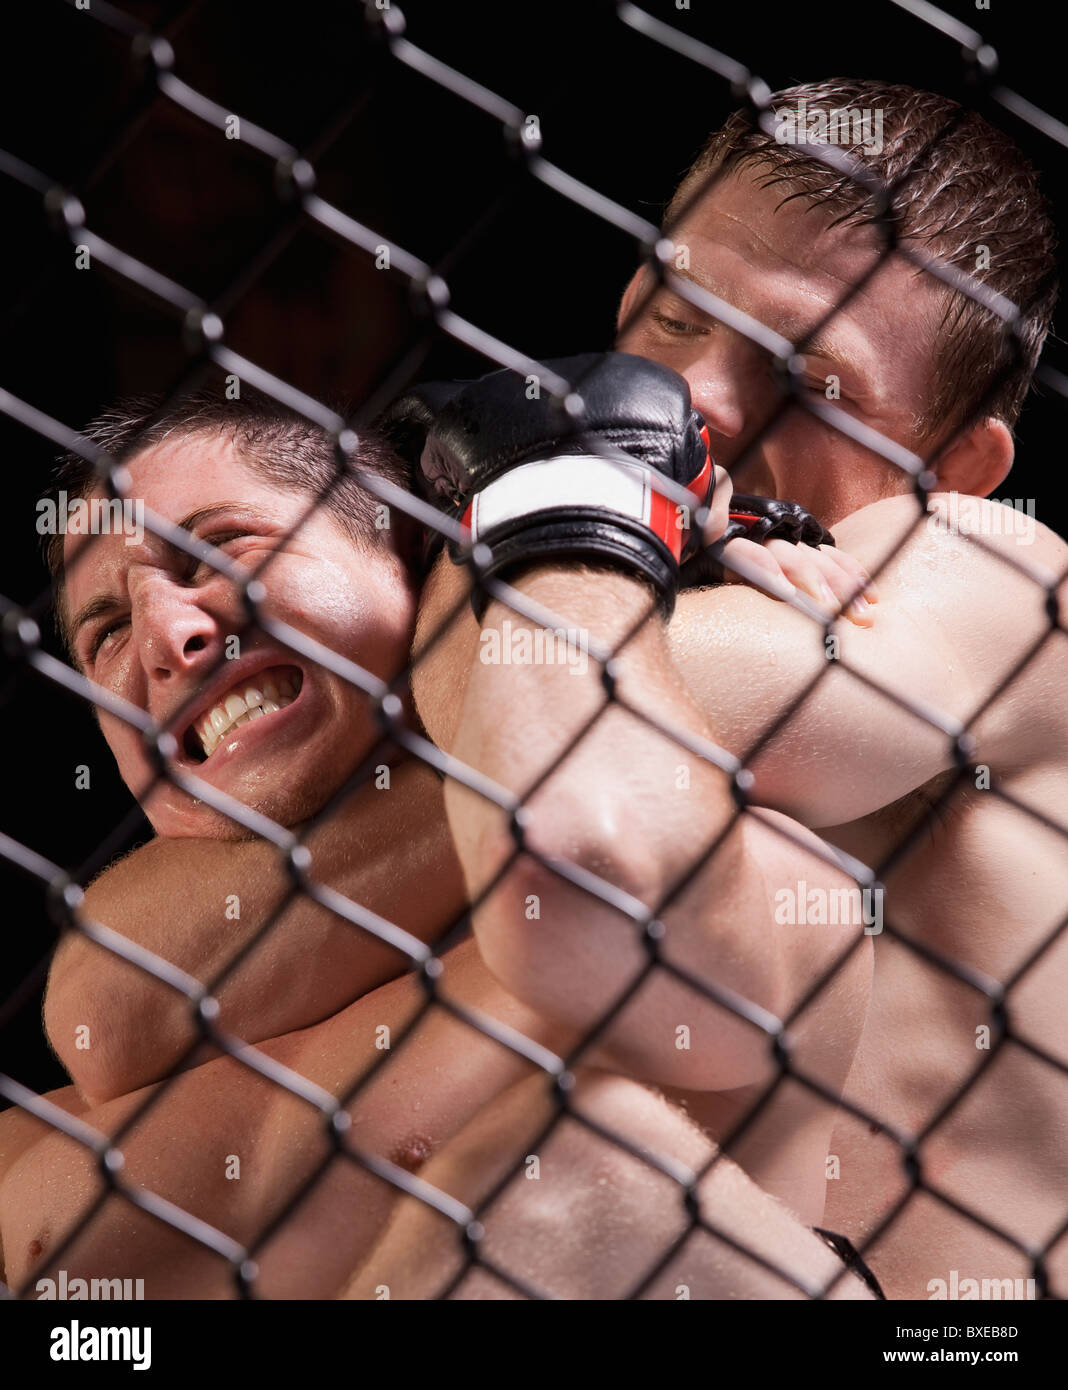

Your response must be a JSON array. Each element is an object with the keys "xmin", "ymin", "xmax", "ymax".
[
  {"xmin": 442, "ymin": 566, "xmax": 806, "ymax": 1086},
  {"xmin": 668, "ymin": 581, "xmax": 955, "ymax": 826},
  {"xmin": 45, "ymin": 761, "xmax": 465, "ymax": 1101},
  {"xmin": 447, "ymin": 566, "xmax": 731, "ymax": 885},
  {"xmin": 417, "ymin": 556, "xmax": 871, "ymax": 1089},
  {"xmin": 665, "ymin": 492, "xmax": 1063, "ymax": 828}
]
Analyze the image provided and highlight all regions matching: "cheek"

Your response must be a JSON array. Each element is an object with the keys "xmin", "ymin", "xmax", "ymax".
[
  {"xmin": 257, "ymin": 557, "xmax": 414, "ymax": 674},
  {"xmin": 98, "ymin": 713, "xmax": 154, "ymax": 795},
  {"xmin": 759, "ymin": 416, "xmax": 878, "ymax": 516},
  {"xmin": 93, "ymin": 647, "xmax": 152, "ymax": 749},
  {"xmin": 764, "ymin": 412, "xmax": 840, "ymax": 478}
]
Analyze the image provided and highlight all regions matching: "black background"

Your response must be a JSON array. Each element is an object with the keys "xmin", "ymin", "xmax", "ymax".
[{"xmin": 2, "ymin": 0, "xmax": 1065, "ymax": 1102}]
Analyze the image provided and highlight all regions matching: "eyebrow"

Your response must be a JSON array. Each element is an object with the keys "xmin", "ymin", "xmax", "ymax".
[
  {"xmin": 67, "ymin": 593, "xmax": 122, "ymax": 647},
  {"xmin": 66, "ymin": 502, "xmax": 282, "ymax": 648},
  {"xmin": 172, "ymin": 502, "xmax": 283, "ymax": 537},
  {"xmin": 666, "ymin": 266, "xmax": 862, "ymax": 368}
]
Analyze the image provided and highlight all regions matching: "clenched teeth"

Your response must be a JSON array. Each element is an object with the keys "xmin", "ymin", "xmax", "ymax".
[{"xmin": 195, "ymin": 669, "xmax": 302, "ymax": 757}]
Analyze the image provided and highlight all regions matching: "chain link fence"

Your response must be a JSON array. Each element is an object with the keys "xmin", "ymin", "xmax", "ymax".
[{"xmin": 1, "ymin": 0, "xmax": 1066, "ymax": 1301}]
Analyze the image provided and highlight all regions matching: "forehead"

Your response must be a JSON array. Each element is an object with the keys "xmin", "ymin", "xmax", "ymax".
[
  {"xmin": 115, "ymin": 430, "xmax": 297, "ymax": 521},
  {"xmin": 61, "ymin": 432, "xmax": 309, "ymax": 608},
  {"xmin": 670, "ymin": 166, "xmax": 944, "ymax": 357}
]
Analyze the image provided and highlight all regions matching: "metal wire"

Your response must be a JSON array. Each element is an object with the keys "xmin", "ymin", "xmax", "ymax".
[{"xmin": 1, "ymin": 0, "xmax": 1065, "ymax": 1302}]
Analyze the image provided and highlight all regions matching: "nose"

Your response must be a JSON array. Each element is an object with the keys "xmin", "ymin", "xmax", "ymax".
[
  {"xmin": 677, "ymin": 332, "xmax": 775, "ymax": 455},
  {"xmin": 131, "ymin": 574, "xmax": 230, "ymax": 686}
]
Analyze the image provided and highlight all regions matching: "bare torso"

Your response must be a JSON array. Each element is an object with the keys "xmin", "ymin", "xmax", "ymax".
[
  {"xmin": 4, "ymin": 502, "xmax": 1065, "ymax": 1300},
  {"xmin": 0, "ymin": 934, "xmax": 566, "ymax": 1298},
  {"xmin": 823, "ymin": 755, "xmax": 1068, "ymax": 1298},
  {"xmin": 0, "ymin": 931, "xmax": 846, "ymax": 1298}
]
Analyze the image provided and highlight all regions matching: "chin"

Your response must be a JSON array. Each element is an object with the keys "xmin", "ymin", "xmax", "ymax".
[
  {"xmin": 138, "ymin": 758, "xmax": 349, "ymax": 839},
  {"xmin": 115, "ymin": 659, "xmax": 381, "ymax": 837}
]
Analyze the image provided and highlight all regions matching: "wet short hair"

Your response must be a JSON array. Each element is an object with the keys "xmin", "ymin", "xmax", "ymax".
[
  {"xmin": 42, "ymin": 384, "xmax": 414, "ymax": 645},
  {"xmin": 664, "ymin": 78, "xmax": 1059, "ymax": 443}
]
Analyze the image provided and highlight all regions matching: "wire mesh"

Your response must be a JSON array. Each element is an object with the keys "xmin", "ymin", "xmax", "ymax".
[{"xmin": 1, "ymin": 0, "xmax": 1065, "ymax": 1302}]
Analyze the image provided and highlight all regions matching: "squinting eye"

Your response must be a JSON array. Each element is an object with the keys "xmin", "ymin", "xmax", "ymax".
[
  {"xmin": 188, "ymin": 531, "xmax": 264, "ymax": 579},
  {"xmin": 91, "ymin": 618, "xmax": 128, "ymax": 657},
  {"xmin": 772, "ymin": 362, "xmax": 844, "ymax": 400},
  {"xmin": 804, "ymin": 378, "xmax": 851, "ymax": 403}
]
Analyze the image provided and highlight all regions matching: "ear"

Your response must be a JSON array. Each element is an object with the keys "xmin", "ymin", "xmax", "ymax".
[
  {"xmin": 932, "ymin": 417, "xmax": 1014, "ymax": 498},
  {"xmin": 615, "ymin": 265, "xmax": 653, "ymax": 344}
]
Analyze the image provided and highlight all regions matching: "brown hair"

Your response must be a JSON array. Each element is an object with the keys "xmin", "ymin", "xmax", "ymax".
[
  {"xmin": 43, "ymin": 384, "xmax": 414, "ymax": 647},
  {"xmin": 662, "ymin": 79, "xmax": 1059, "ymax": 445}
]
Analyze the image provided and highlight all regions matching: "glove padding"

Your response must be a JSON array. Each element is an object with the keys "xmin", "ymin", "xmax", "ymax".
[
  {"xmin": 680, "ymin": 493, "xmax": 836, "ymax": 589},
  {"xmin": 382, "ymin": 352, "xmax": 715, "ymax": 614}
]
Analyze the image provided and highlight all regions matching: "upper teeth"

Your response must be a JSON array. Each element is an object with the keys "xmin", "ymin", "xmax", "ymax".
[{"xmin": 195, "ymin": 671, "xmax": 301, "ymax": 757}]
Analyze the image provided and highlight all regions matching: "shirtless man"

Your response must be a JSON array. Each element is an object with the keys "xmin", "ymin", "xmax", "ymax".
[
  {"xmin": 3, "ymin": 76, "xmax": 1065, "ymax": 1301},
  {"xmin": 345, "ymin": 78, "xmax": 1068, "ymax": 1299},
  {"xmin": 614, "ymin": 79, "xmax": 1068, "ymax": 1299},
  {"xmin": 0, "ymin": 377, "xmax": 875, "ymax": 1301}
]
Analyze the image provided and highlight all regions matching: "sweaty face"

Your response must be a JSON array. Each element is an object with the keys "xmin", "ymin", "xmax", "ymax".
[
  {"xmin": 63, "ymin": 433, "xmax": 417, "ymax": 838},
  {"xmin": 616, "ymin": 167, "xmax": 948, "ymax": 526}
]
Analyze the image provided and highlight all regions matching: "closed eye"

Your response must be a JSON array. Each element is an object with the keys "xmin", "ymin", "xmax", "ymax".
[
  {"xmin": 783, "ymin": 360, "xmax": 850, "ymax": 402},
  {"xmin": 89, "ymin": 616, "xmax": 129, "ymax": 658},
  {"xmin": 201, "ymin": 528, "xmax": 260, "ymax": 547},
  {"xmin": 184, "ymin": 529, "xmax": 271, "ymax": 581},
  {"xmin": 650, "ymin": 307, "xmax": 708, "ymax": 336}
]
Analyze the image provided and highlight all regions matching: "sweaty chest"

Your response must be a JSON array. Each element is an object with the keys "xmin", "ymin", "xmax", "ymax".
[{"xmin": 2, "ymin": 961, "xmax": 545, "ymax": 1299}]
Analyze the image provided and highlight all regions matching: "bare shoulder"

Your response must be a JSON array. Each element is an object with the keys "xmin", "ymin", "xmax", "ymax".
[
  {"xmin": 833, "ymin": 492, "xmax": 1065, "ymax": 651},
  {"xmin": 835, "ymin": 491, "xmax": 1068, "ymax": 759},
  {"xmin": 833, "ymin": 492, "xmax": 1067, "ymax": 587}
]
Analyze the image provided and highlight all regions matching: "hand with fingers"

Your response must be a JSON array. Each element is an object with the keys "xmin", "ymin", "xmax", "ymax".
[
  {"xmin": 720, "ymin": 533, "xmax": 878, "ymax": 627},
  {"xmin": 686, "ymin": 492, "xmax": 879, "ymax": 628}
]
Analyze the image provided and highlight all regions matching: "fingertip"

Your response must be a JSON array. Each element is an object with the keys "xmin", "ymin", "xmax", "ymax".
[{"xmin": 848, "ymin": 597, "xmax": 875, "ymax": 625}]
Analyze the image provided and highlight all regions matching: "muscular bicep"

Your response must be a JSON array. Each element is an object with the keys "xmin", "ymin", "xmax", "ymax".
[{"xmin": 667, "ymin": 510, "xmax": 968, "ymax": 826}]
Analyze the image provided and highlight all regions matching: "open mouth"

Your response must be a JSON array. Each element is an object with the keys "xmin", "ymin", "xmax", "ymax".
[{"xmin": 182, "ymin": 665, "xmax": 304, "ymax": 763}]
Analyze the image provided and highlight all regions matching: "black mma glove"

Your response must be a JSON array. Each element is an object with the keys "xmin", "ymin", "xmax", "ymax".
[
  {"xmin": 681, "ymin": 493, "xmax": 836, "ymax": 589},
  {"xmin": 382, "ymin": 351, "xmax": 716, "ymax": 615}
]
